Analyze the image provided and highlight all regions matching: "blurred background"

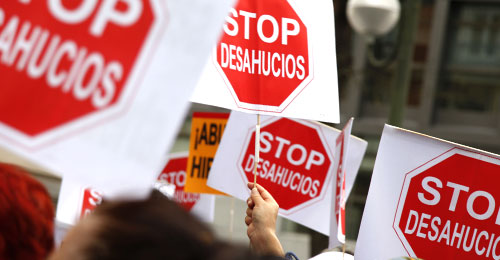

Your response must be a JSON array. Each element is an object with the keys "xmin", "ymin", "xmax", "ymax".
[{"xmin": 1, "ymin": 0, "xmax": 499, "ymax": 259}]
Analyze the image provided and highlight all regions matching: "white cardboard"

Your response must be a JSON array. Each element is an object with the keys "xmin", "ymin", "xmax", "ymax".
[
  {"xmin": 0, "ymin": 0, "xmax": 236, "ymax": 198},
  {"xmin": 308, "ymin": 252, "xmax": 354, "ymax": 260},
  {"xmin": 355, "ymin": 125, "xmax": 500, "ymax": 259},
  {"xmin": 207, "ymin": 111, "xmax": 366, "ymax": 234},
  {"xmin": 56, "ymin": 177, "xmax": 88, "ymax": 227},
  {"xmin": 329, "ymin": 118, "xmax": 353, "ymax": 248},
  {"xmin": 55, "ymin": 177, "xmax": 174, "ymax": 228},
  {"xmin": 55, "ymin": 161, "xmax": 213, "ymax": 244},
  {"xmin": 190, "ymin": 192, "xmax": 215, "ymax": 223},
  {"xmin": 56, "ymin": 155, "xmax": 215, "ymax": 228},
  {"xmin": 191, "ymin": 0, "xmax": 339, "ymax": 123}
]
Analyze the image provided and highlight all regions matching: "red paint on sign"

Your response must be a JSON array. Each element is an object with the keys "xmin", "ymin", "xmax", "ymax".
[
  {"xmin": 334, "ymin": 132, "xmax": 346, "ymax": 226},
  {"xmin": 0, "ymin": 0, "xmax": 159, "ymax": 136},
  {"xmin": 238, "ymin": 118, "xmax": 331, "ymax": 213},
  {"xmin": 80, "ymin": 187, "xmax": 102, "ymax": 219},
  {"xmin": 215, "ymin": 0, "xmax": 311, "ymax": 111},
  {"xmin": 159, "ymin": 156, "xmax": 200, "ymax": 211},
  {"xmin": 394, "ymin": 148, "xmax": 500, "ymax": 259}
]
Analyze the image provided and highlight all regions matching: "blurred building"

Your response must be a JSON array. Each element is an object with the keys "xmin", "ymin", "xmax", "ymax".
[{"xmin": 339, "ymin": 0, "xmax": 500, "ymax": 247}]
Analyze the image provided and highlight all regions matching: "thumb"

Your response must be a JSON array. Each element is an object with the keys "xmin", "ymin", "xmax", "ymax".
[{"xmin": 251, "ymin": 187, "xmax": 265, "ymax": 206}]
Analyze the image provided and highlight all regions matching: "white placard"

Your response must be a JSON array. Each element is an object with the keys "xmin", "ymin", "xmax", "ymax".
[
  {"xmin": 56, "ymin": 177, "xmax": 90, "ymax": 227},
  {"xmin": 308, "ymin": 252, "xmax": 354, "ymax": 260},
  {"xmin": 56, "ymin": 153, "xmax": 215, "ymax": 230},
  {"xmin": 329, "ymin": 118, "xmax": 353, "ymax": 248},
  {"xmin": 207, "ymin": 111, "xmax": 366, "ymax": 234},
  {"xmin": 355, "ymin": 125, "xmax": 500, "ymax": 260},
  {"xmin": 191, "ymin": 0, "xmax": 339, "ymax": 123},
  {"xmin": 0, "ymin": 0, "xmax": 235, "ymax": 198},
  {"xmin": 190, "ymin": 193, "xmax": 216, "ymax": 223}
]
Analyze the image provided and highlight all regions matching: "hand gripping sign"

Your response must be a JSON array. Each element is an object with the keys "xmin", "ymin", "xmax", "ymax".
[
  {"xmin": 207, "ymin": 112, "xmax": 366, "ymax": 234},
  {"xmin": 0, "ymin": 0, "xmax": 235, "ymax": 197},
  {"xmin": 356, "ymin": 125, "xmax": 500, "ymax": 260},
  {"xmin": 192, "ymin": 0, "xmax": 339, "ymax": 123},
  {"xmin": 239, "ymin": 117, "xmax": 332, "ymax": 212},
  {"xmin": 159, "ymin": 153, "xmax": 215, "ymax": 223}
]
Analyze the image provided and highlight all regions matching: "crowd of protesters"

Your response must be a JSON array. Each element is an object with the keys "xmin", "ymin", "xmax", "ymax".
[
  {"xmin": 0, "ymin": 163, "xmax": 301, "ymax": 260},
  {"xmin": 2, "ymin": 163, "xmax": 417, "ymax": 260}
]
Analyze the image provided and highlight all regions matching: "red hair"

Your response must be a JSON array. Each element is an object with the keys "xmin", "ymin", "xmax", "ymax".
[{"xmin": 0, "ymin": 163, "xmax": 54, "ymax": 260}]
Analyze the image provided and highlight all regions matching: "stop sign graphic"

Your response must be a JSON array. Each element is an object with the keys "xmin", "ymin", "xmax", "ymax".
[
  {"xmin": 79, "ymin": 187, "xmax": 102, "ymax": 219},
  {"xmin": 159, "ymin": 156, "xmax": 200, "ymax": 211},
  {"xmin": 215, "ymin": 0, "xmax": 312, "ymax": 112},
  {"xmin": 394, "ymin": 148, "xmax": 500, "ymax": 259},
  {"xmin": 0, "ymin": 0, "xmax": 165, "ymax": 144},
  {"xmin": 238, "ymin": 117, "xmax": 332, "ymax": 214}
]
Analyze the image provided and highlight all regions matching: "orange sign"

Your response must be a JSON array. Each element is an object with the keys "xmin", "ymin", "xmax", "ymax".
[{"xmin": 184, "ymin": 112, "xmax": 229, "ymax": 194}]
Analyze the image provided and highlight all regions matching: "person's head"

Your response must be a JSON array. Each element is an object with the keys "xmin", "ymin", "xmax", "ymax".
[
  {"xmin": 0, "ymin": 163, "xmax": 55, "ymax": 260},
  {"xmin": 50, "ymin": 190, "xmax": 270, "ymax": 260}
]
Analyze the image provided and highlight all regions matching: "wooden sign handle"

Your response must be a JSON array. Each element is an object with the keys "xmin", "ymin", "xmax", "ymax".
[{"xmin": 253, "ymin": 114, "xmax": 261, "ymax": 186}]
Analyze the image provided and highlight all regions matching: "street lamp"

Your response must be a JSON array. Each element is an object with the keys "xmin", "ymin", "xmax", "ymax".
[
  {"xmin": 346, "ymin": 0, "xmax": 421, "ymax": 127},
  {"xmin": 346, "ymin": 0, "xmax": 401, "ymax": 39}
]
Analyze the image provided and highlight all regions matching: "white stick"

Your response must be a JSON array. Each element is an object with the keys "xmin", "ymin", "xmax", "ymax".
[
  {"xmin": 253, "ymin": 114, "xmax": 261, "ymax": 186},
  {"xmin": 229, "ymin": 197, "xmax": 235, "ymax": 239}
]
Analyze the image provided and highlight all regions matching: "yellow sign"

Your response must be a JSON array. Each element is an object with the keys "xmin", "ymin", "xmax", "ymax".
[{"xmin": 184, "ymin": 112, "xmax": 229, "ymax": 195}]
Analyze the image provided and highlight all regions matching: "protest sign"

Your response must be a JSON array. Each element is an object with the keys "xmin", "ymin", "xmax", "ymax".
[
  {"xmin": 329, "ymin": 118, "xmax": 353, "ymax": 248},
  {"xmin": 56, "ymin": 177, "xmax": 103, "ymax": 227},
  {"xmin": 191, "ymin": 0, "xmax": 339, "ymax": 123},
  {"xmin": 79, "ymin": 187, "xmax": 103, "ymax": 220},
  {"xmin": 54, "ymin": 181, "xmax": 99, "ymax": 248},
  {"xmin": 56, "ymin": 153, "xmax": 215, "ymax": 228},
  {"xmin": 55, "ymin": 175, "xmax": 175, "ymax": 246},
  {"xmin": 159, "ymin": 153, "xmax": 215, "ymax": 222},
  {"xmin": 0, "ymin": 0, "xmax": 235, "ymax": 197},
  {"xmin": 184, "ymin": 112, "xmax": 229, "ymax": 195},
  {"xmin": 207, "ymin": 111, "xmax": 366, "ymax": 234},
  {"xmin": 355, "ymin": 125, "xmax": 500, "ymax": 260},
  {"xmin": 56, "ymin": 177, "xmax": 175, "ymax": 226}
]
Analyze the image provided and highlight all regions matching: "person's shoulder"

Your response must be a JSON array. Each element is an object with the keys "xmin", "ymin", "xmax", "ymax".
[
  {"xmin": 259, "ymin": 256, "xmax": 287, "ymax": 260},
  {"xmin": 259, "ymin": 252, "xmax": 300, "ymax": 260},
  {"xmin": 284, "ymin": 252, "xmax": 300, "ymax": 260}
]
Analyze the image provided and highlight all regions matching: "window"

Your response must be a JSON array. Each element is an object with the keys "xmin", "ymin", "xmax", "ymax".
[{"xmin": 435, "ymin": 2, "xmax": 500, "ymax": 127}]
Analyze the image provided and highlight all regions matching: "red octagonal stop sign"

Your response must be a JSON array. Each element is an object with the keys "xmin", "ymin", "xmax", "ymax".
[
  {"xmin": 394, "ymin": 148, "xmax": 500, "ymax": 260},
  {"xmin": 215, "ymin": 0, "xmax": 312, "ymax": 112},
  {"xmin": 238, "ymin": 117, "xmax": 332, "ymax": 214},
  {"xmin": 159, "ymin": 155, "xmax": 200, "ymax": 211},
  {"xmin": 0, "ymin": 0, "xmax": 165, "ymax": 143}
]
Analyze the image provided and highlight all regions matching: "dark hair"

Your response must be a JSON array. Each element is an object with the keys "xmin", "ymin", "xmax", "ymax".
[
  {"xmin": 83, "ymin": 190, "xmax": 278, "ymax": 260},
  {"xmin": 0, "ymin": 163, "xmax": 55, "ymax": 260}
]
